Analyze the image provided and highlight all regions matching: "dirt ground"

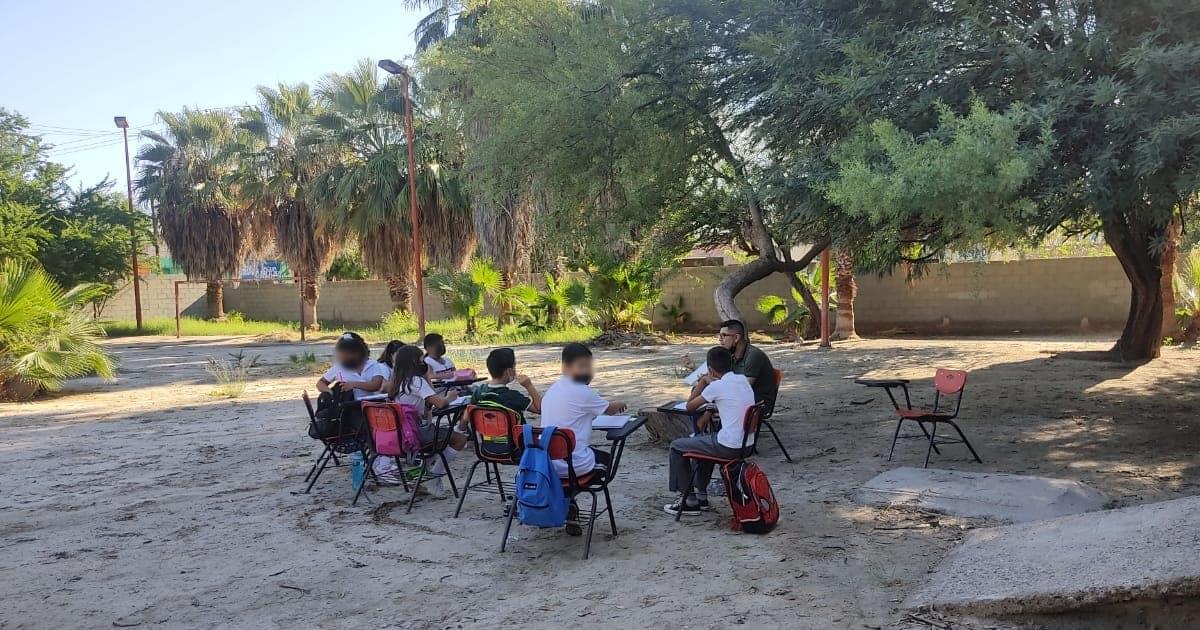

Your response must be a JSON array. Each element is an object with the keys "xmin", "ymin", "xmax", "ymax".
[{"xmin": 1, "ymin": 334, "xmax": 1197, "ymax": 629}]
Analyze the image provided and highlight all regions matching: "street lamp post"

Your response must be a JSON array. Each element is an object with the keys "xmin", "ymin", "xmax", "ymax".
[
  {"xmin": 378, "ymin": 59, "xmax": 426, "ymax": 339},
  {"xmin": 114, "ymin": 116, "xmax": 143, "ymax": 333}
]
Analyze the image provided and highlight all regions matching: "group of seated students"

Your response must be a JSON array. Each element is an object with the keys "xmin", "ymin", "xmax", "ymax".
[{"xmin": 312, "ymin": 318, "xmax": 776, "ymax": 534}]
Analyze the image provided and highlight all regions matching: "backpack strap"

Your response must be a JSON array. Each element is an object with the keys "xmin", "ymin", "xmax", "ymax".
[
  {"xmin": 537, "ymin": 425, "xmax": 556, "ymax": 451},
  {"xmin": 523, "ymin": 424, "xmax": 536, "ymax": 450}
]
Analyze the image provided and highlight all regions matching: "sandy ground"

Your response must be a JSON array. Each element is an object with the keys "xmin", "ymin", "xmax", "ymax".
[{"xmin": 1, "ymin": 334, "xmax": 1197, "ymax": 629}]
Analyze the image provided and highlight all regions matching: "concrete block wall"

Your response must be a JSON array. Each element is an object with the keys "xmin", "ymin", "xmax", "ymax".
[
  {"xmin": 108, "ymin": 256, "xmax": 1131, "ymax": 333},
  {"xmin": 853, "ymin": 257, "xmax": 1129, "ymax": 333},
  {"xmin": 223, "ymin": 279, "xmax": 453, "ymax": 325},
  {"xmin": 103, "ymin": 275, "xmax": 207, "ymax": 320}
]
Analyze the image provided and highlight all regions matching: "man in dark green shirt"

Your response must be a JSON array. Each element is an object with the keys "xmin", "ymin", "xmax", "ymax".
[{"xmin": 684, "ymin": 319, "xmax": 778, "ymax": 409}]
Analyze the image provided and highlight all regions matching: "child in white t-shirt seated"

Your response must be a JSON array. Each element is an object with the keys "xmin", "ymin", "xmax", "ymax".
[
  {"xmin": 663, "ymin": 346, "xmax": 756, "ymax": 517},
  {"xmin": 377, "ymin": 345, "xmax": 466, "ymax": 490},
  {"xmin": 540, "ymin": 343, "xmax": 627, "ymax": 535},
  {"xmin": 422, "ymin": 333, "xmax": 455, "ymax": 380},
  {"xmin": 316, "ymin": 332, "xmax": 388, "ymax": 400}
]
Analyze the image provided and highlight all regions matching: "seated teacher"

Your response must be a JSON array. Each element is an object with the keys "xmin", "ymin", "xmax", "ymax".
[{"xmin": 683, "ymin": 319, "xmax": 777, "ymax": 411}]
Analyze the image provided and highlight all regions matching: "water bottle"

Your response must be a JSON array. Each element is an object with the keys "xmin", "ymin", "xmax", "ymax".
[{"xmin": 350, "ymin": 451, "xmax": 365, "ymax": 491}]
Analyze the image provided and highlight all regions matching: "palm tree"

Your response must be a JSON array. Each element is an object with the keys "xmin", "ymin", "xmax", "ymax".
[
  {"xmin": 309, "ymin": 61, "xmax": 419, "ymax": 309},
  {"xmin": 0, "ymin": 261, "xmax": 115, "ymax": 401},
  {"xmin": 237, "ymin": 83, "xmax": 342, "ymax": 329},
  {"xmin": 832, "ymin": 248, "xmax": 859, "ymax": 340},
  {"xmin": 310, "ymin": 60, "xmax": 474, "ymax": 311},
  {"xmin": 135, "ymin": 109, "xmax": 260, "ymax": 319}
]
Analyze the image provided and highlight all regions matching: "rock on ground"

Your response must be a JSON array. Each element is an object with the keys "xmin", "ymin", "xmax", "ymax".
[
  {"xmin": 855, "ymin": 467, "xmax": 1108, "ymax": 523},
  {"xmin": 905, "ymin": 495, "xmax": 1200, "ymax": 616}
]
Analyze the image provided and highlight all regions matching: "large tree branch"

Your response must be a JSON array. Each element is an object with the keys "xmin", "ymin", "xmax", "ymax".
[{"xmin": 714, "ymin": 237, "xmax": 830, "ymax": 322}]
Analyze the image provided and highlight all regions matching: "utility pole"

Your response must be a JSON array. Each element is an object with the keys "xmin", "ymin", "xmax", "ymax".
[
  {"xmin": 378, "ymin": 59, "xmax": 426, "ymax": 339},
  {"xmin": 115, "ymin": 116, "xmax": 143, "ymax": 332}
]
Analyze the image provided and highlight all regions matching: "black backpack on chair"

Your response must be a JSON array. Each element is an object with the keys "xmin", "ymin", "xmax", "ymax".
[{"xmin": 307, "ymin": 385, "xmax": 362, "ymax": 441}]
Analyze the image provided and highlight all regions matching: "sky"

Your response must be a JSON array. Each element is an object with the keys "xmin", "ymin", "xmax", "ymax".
[{"xmin": 1, "ymin": 0, "xmax": 422, "ymax": 190}]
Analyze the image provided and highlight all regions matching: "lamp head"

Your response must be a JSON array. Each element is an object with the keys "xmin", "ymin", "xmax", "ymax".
[
  {"xmin": 113, "ymin": 116, "xmax": 130, "ymax": 129},
  {"xmin": 377, "ymin": 59, "xmax": 408, "ymax": 76}
]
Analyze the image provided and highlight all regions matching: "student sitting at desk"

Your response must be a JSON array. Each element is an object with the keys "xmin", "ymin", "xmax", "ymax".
[
  {"xmin": 473, "ymin": 347, "xmax": 542, "ymax": 415},
  {"xmin": 540, "ymin": 343, "xmax": 627, "ymax": 535},
  {"xmin": 681, "ymin": 319, "xmax": 777, "ymax": 412},
  {"xmin": 316, "ymin": 332, "xmax": 388, "ymax": 400},
  {"xmin": 422, "ymin": 333, "xmax": 456, "ymax": 380},
  {"xmin": 664, "ymin": 346, "xmax": 755, "ymax": 517},
  {"xmin": 379, "ymin": 346, "xmax": 467, "ymax": 490}
]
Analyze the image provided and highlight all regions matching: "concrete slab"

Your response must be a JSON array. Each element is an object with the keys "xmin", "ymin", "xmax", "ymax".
[
  {"xmin": 905, "ymin": 495, "xmax": 1200, "ymax": 616},
  {"xmin": 855, "ymin": 467, "xmax": 1108, "ymax": 523}
]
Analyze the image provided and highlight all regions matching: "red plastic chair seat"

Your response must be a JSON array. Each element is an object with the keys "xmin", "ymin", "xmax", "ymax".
[{"xmin": 896, "ymin": 408, "xmax": 954, "ymax": 421}]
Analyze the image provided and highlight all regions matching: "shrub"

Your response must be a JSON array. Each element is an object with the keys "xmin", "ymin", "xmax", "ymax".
[{"xmin": 0, "ymin": 261, "xmax": 115, "ymax": 401}]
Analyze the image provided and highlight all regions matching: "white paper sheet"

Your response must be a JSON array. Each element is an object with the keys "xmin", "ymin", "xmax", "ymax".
[{"xmin": 593, "ymin": 414, "xmax": 633, "ymax": 429}]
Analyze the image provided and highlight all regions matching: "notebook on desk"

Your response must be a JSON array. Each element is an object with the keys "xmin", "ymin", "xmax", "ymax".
[{"xmin": 593, "ymin": 414, "xmax": 632, "ymax": 429}]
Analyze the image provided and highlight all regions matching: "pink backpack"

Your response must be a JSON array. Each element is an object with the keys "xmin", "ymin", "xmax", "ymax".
[{"xmin": 363, "ymin": 403, "xmax": 424, "ymax": 457}]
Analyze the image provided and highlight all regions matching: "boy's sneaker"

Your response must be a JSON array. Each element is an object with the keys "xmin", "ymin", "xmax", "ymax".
[
  {"xmin": 565, "ymin": 503, "xmax": 582, "ymax": 536},
  {"xmin": 663, "ymin": 494, "xmax": 703, "ymax": 517}
]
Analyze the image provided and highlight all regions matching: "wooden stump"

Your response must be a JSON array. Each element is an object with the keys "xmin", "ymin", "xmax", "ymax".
[{"xmin": 641, "ymin": 407, "xmax": 693, "ymax": 444}]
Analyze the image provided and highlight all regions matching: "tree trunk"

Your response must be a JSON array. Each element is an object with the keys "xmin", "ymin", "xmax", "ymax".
[
  {"xmin": 1103, "ymin": 213, "xmax": 1166, "ymax": 361},
  {"xmin": 497, "ymin": 268, "xmax": 511, "ymax": 329},
  {"xmin": 1159, "ymin": 215, "xmax": 1182, "ymax": 340},
  {"xmin": 785, "ymin": 272, "xmax": 823, "ymax": 339},
  {"xmin": 832, "ymin": 248, "xmax": 859, "ymax": 340},
  {"xmin": 301, "ymin": 275, "xmax": 320, "ymax": 331},
  {"xmin": 714, "ymin": 239, "xmax": 829, "ymax": 322},
  {"xmin": 384, "ymin": 275, "xmax": 411, "ymax": 312},
  {"xmin": 206, "ymin": 281, "xmax": 225, "ymax": 321}
]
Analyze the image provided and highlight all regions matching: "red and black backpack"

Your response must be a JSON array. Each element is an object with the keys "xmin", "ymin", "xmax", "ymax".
[{"xmin": 722, "ymin": 460, "xmax": 779, "ymax": 534}]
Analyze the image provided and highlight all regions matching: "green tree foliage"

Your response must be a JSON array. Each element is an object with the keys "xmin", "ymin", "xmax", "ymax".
[
  {"xmin": 421, "ymin": 0, "xmax": 1200, "ymax": 360},
  {"xmin": 825, "ymin": 102, "xmax": 1052, "ymax": 263},
  {"xmin": 136, "ymin": 109, "xmax": 262, "ymax": 320},
  {"xmin": 0, "ymin": 260, "xmax": 115, "ymax": 401},
  {"xmin": 0, "ymin": 108, "xmax": 147, "ymax": 312}
]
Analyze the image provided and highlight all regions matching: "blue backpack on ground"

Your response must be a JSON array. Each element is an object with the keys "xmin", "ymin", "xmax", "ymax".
[{"xmin": 515, "ymin": 425, "xmax": 569, "ymax": 528}]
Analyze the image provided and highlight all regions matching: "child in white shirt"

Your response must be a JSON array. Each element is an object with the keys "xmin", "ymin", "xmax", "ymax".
[
  {"xmin": 422, "ymin": 333, "xmax": 455, "ymax": 380},
  {"xmin": 379, "ymin": 345, "xmax": 466, "ymax": 489},
  {"xmin": 663, "ymin": 346, "xmax": 756, "ymax": 517},
  {"xmin": 316, "ymin": 332, "xmax": 388, "ymax": 399},
  {"xmin": 539, "ymin": 343, "xmax": 627, "ymax": 535}
]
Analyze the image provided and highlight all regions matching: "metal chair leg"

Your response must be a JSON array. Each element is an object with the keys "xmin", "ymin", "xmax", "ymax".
[
  {"xmin": 923, "ymin": 422, "xmax": 938, "ymax": 468},
  {"xmin": 675, "ymin": 485, "xmax": 693, "ymax": 522},
  {"xmin": 915, "ymin": 421, "xmax": 942, "ymax": 455},
  {"xmin": 393, "ymin": 456, "xmax": 410, "ymax": 492},
  {"xmin": 329, "ymin": 451, "xmax": 342, "ymax": 467},
  {"xmin": 305, "ymin": 446, "xmax": 331, "ymax": 482},
  {"xmin": 946, "ymin": 421, "xmax": 983, "ymax": 463},
  {"xmin": 888, "ymin": 418, "xmax": 904, "ymax": 461},
  {"xmin": 454, "ymin": 461, "xmax": 481, "ymax": 518},
  {"xmin": 304, "ymin": 450, "xmax": 332, "ymax": 493},
  {"xmin": 583, "ymin": 492, "xmax": 599, "ymax": 560},
  {"xmin": 492, "ymin": 463, "xmax": 507, "ymax": 502},
  {"xmin": 499, "ymin": 494, "xmax": 518, "ymax": 552},
  {"xmin": 352, "ymin": 454, "xmax": 376, "ymax": 506},
  {"xmin": 440, "ymin": 452, "xmax": 459, "ymax": 498},
  {"xmin": 603, "ymin": 485, "xmax": 618, "ymax": 536},
  {"xmin": 406, "ymin": 460, "xmax": 427, "ymax": 513},
  {"xmin": 763, "ymin": 420, "xmax": 793, "ymax": 462}
]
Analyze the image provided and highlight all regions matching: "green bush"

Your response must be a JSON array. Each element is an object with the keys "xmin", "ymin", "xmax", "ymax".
[{"xmin": 0, "ymin": 261, "xmax": 115, "ymax": 400}]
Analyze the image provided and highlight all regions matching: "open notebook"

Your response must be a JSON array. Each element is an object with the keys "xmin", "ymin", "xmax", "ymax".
[{"xmin": 593, "ymin": 414, "xmax": 633, "ymax": 429}]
